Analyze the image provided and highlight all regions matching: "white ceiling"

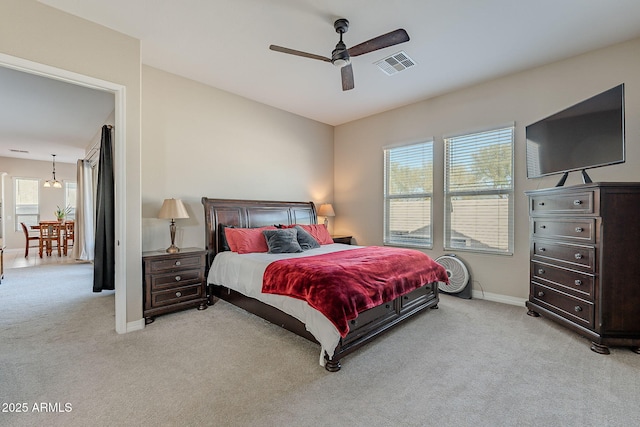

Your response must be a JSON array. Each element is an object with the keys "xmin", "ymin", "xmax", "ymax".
[
  {"xmin": 0, "ymin": 65, "xmax": 114, "ymax": 164},
  {"xmin": 5, "ymin": 0, "xmax": 640, "ymax": 162}
]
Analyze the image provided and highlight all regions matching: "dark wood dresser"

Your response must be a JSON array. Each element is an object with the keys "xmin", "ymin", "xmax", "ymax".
[
  {"xmin": 142, "ymin": 247, "xmax": 207, "ymax": 324},
  {"xmin": 525, "ymin": 183, "xmax": 640, "ymax": 354}
]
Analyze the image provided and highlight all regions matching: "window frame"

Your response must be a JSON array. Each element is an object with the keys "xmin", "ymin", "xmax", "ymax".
[
  {"xmin": 443, "ymin": 124, "xmax": 515, "ymax": 255},
  {"xmin": 65, "ymin": 181, "xmax": 77, "ymax": 221},
  {"xmin": 14, "ymin": 177, "xmax": 40, "ymax": 231},
  {"xmin": 383, "ymin": 139, "xmax": 434, "ymax": 249}
]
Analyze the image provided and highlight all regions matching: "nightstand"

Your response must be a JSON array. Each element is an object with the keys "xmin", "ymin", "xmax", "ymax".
[
  {"xmin": 142, "ymin": 247, "xmax": 207, "ymax": 324},
  {"xmin": 332, "ymin": 235, "xmax": 352, "ymax": 245}
]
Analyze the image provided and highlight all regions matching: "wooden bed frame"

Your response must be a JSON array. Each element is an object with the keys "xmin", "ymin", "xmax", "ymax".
[{"xmin": 202, "ymin": 197, "xmax": 440, "ymax": 371}]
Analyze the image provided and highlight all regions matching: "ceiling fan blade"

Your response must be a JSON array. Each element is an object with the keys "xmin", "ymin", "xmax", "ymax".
[
  {"xmin": 269, "ymin": 45, "xmax": 331, "ymax": 62},
  {"xmin": 341, "ymin": 64, "xmax": 354, "ymax": 91},
  {"xmin": 347, "ymin": 29, "xmax": 410, "ymax": 57}
]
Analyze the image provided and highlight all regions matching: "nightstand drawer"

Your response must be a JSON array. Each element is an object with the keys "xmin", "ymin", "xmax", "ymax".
[
  {"xmin": 151, "ymin": 284, "xmax": 204, "ymax": 307},
  {"xmin": 149, "ymin": 269, "xmax": 202, "ymax": 290},
  {"xmin": 148, "ymin": 255, "xmax": 203, "ymax": 273}
]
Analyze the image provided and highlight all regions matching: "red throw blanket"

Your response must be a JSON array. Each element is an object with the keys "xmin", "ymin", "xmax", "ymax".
[{"xmin": 262, "ymin": 246, "xmax": 449, "ymax": 337}]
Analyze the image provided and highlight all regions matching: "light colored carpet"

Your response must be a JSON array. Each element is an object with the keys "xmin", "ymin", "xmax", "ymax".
[{"xmin": 1, "ymin": 264, "xmax": 639, "ymax": 427}]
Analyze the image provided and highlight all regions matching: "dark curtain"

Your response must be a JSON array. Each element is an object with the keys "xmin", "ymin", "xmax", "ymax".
[{"xmin": 93, "ymin": 125, "xmax": 115, "ymax": 292}]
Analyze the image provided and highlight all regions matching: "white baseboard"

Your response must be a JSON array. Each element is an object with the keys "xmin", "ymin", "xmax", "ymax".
[
  {"xmin": 125, "ymin": 319, "xmax": 145, "ymax": 333},
  {"xmin": 471, "ymin": 289, "xmax": 527, "ymax": 307}
]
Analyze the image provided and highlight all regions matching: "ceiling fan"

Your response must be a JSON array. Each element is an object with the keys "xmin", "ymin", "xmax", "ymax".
[{"xmin": 269, "ymin": 19, "xmax": 410, "ymax": 91}]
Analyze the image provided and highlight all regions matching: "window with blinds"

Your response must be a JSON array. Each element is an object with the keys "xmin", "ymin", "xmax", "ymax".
[
  {"xmin": 384, "ymin": 140, "xmax": 433, "ymax": 248},
  {"xmin": 444, "ymin": 125, "xmax": 514, "ymax": 254}
]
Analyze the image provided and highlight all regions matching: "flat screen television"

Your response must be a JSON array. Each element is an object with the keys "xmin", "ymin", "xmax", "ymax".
[{"xmin": 525, "ymin": 84, "xmax": 625, "ymax": 186}]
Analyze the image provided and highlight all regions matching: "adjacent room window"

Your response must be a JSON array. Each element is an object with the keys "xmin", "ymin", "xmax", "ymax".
[
  {"xmin": 15, "ymin": 177, "xmax": 40, "ymax": 231},
  {"xmin": 444, "ymin": 125, "xmax": 514, "ymax": 254},
  {"xmin": 65, "ymin": 182, "xmax": 77, "ymax": 221},
  {"xmin": 384, "ymin": 140, "xmax": 433, "ymax": 248}
]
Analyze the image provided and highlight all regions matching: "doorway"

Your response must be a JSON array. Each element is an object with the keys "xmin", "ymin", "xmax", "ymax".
[{"xmin": 0, "ymin": 53, "xmax": 128, "ymax": 333}]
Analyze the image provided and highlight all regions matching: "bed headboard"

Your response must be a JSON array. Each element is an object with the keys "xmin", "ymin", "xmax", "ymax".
[{"xmin": 201, "ymin": 198, "xmax": 317, "ymax": 267}]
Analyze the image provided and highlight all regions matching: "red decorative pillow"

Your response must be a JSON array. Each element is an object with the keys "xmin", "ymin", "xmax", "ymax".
[
  {"xmin": 297, "ymin": 224, "xmax": 334, "ymax": 245},
  {"xmin": 225, "ymin": 226, "xmax": 276, "ymax": 254}
]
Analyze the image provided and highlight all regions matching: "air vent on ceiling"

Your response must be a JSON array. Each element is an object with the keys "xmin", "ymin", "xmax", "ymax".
[
  {"xmin": 375, "ymin": 51, "xmax": 416, "ymax": 76},
  {"xmin": 10, "ymin": 149, "xmax": 29, "ymax": 154}
]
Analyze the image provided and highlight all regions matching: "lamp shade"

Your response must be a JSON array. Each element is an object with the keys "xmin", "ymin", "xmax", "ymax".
[
  {"xmin": 317, "ymin": 203, "xmax": 335, "ymax": 217},
  {"xmin": 158, "ymin": 198, "xmax": 189, "ymax": 220}
]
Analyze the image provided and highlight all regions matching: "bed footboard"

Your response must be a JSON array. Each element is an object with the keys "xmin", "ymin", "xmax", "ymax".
[{"xmin": 212, "ymin": 281, "xmax": 439, "ymax": 372}]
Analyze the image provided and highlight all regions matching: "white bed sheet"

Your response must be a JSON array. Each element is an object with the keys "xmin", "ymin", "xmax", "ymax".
[{"xmin": 207, "ymin": 243, "xmax": 361, "ymax": 366}]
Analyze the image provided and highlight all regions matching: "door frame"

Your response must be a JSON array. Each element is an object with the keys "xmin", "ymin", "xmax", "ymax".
[{"xmin": 0, "ymin": 53, "xmax": 129, "ymax": 333}]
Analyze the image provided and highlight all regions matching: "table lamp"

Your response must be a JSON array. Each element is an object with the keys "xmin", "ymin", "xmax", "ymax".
[
  {"xmin": 317, "ymin": 203, "xmax": 335, "ymax": 227},
  {"xmin": 158, "ymin": 198, "xmax": 189, "ymax": 253}
]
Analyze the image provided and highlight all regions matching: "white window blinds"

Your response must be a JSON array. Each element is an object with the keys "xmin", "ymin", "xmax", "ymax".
[
  {"xmin": 444, "ymin": 126, "xmax": 514, "ymax": 254},
  {"xmin": 384, "ymin": 140, "xmax": 433, "ymax": 248}
]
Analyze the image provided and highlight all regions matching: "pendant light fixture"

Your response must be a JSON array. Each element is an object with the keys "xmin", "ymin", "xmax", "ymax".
[{"xmin": 44, "ymin": 154, "xmax": 62, "ymax": 188}]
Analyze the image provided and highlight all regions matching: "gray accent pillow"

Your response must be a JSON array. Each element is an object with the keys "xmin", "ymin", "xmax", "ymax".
[
  {"xmin": 262, "ymin": 228, "xmax": 303, "ymax": 254},
  {"xmin": 294, "ymin": 225, "xmax": 321, "ymax": 250}
]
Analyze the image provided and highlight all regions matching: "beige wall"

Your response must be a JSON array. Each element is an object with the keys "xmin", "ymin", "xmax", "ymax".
[
  {"xmin": 0, "ymin": 0, "xmax": 142, "ymax": 324},
  {"xmin": 334, "ymin": 37, "xmax": 640, "ymax": 302},
  {"xmin": 140, "ymin": 66, "xmax": 334, "ymax": 252},
  {"xmin": 0, "ymin": 157, "xmax": 76, "ymax": 249}
]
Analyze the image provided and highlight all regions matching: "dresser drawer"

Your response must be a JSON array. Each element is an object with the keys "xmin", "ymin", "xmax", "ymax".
[
  {"xmin": 532, "ymin": 240, "xmax": 595, "ymax": 272},
  {"xmin": 149, "ymin": 269, "xmax": 202, "ymax": 290},
  {"xmin": 530, "ymin": 191, "xmax": 595, "ymax": 215},
  {"xmin": 531, "ymin": 262, "xmax": 594, "ymax": 299},
  {"xmin": 531, "ymin": 218, "xmax": 596, "ymax": 243},
  {"xmin": 532, "ymin": 283, "xmax": 594, "ymax": 329},
  {"xmin": 147, "ymin": 254, "xmax": 204, "ymax": 273},
  {"xmin": 150, "ymin": 284, "xmax": 204, "ymax": 307}
]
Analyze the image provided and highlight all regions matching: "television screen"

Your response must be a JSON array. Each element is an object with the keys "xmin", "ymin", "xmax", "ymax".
[{"xmin": 526, "ymin": 84, "xmax": 625, "ymax": 179}]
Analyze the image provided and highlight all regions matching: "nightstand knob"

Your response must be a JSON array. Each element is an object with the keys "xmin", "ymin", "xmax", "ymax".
[
  {"xmin": 175, "ymin": 275, "xmax": 181, "ymax": 282},
  {"xmin": 574, "ymin": 253, "xmax": 583, "ymax": 260},
  {"xmin": 538, "ymin": 291, "xmax": 545, "ymax": 297},
  {"xmin": 575, "ymin": 227, "xmax": 583, "ymax": 233},
  {"xmin": 538, "ymin": 202, "xmax": 545, "ymax": 206},
  {"xmin": 573, "ymin": 199, "xmax": 582, "ymax": 206},
  {"xmin": 574, "ymin": 305, "xmax": 582, "ymax": 312},
  {"xmin": 538, "ymin": 268, "xmax": 545, "ymax": 275},
  {"xmin": 540, "ymin": 225, "xmax": 546, "ymax": 229},
  {"xmin": 175, "ymin": 291, "xmax": 182, "ymax": 298},
  {"xmin": 575, "ymin": 280, "xmax": 582, "ymax": 286},
  {"xmin": 539, "ymin": 247, "xmax": 546, "ymax": 252},
  {"xmin": 175, "ymin": 261, "xmax": 181, "ymax": 266}
]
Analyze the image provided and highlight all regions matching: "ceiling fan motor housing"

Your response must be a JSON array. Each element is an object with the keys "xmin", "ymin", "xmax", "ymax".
[{"xmin": 334, "ymin": 18, "xmax": 349, "ymax": 34}]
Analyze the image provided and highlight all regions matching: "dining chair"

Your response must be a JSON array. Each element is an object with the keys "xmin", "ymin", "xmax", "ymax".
[
  {"xmin": 21, "ymin": 222, "xmax": 40, "ymax": 258},
  {"xmin": 63, "ymin": 220, "xmax": 75, "ymax": 256},
  {"xmin": 39, "ymin": 221, "xmax": 62, "ymax": 257}
]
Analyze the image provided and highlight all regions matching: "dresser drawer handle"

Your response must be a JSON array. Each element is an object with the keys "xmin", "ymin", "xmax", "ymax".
[
  {"xmin": 539, "ymin": 225, "xmax": 546, "ymax": 229},
  {"xmin": 573, "ymin": 199, "xmax": 582, "ymax": 206},
  {"xmin": 575, "ymin": 279, "xmax": 582, "ymax": 286},
  {"xmin": 538, "ymin": 268, "xmax": 545, "ymax": 275},
  {"xmin": 175, "ymin": 291, "xmax": 182, "ymax": 298},
  {"xmin": 538, "ymin": 202, "xmax": 545, "ymax": 206},
  {"xmin": 175, "ymin": 261, "xmax": 181, "ymax": 266},
  {"xmin": 574, "ymin": 253, "xmax": 583, "ymax": 260},
  {"xmin": 175, "ymin": 275, "xmax": 181, "ymax": 282},
  {"xmin": 574, "ymin": 305, "xmax": 582, "ymax": 312},
  {"xmin": 537, "ymin": 291, "xmax": 545, "ymax": 297},
  {"xmin": 575, "ymin": 227, "xmax": 583, "ymax": 233},
  {"xmin": 538, "ymin": 247, "xmax": 546, "ymax": 252}
]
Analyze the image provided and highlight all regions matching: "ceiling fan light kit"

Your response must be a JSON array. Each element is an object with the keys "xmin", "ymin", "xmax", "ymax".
[{"xmin": 269, "ymin": 18, "xmax": 410, "ymax": 91}]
